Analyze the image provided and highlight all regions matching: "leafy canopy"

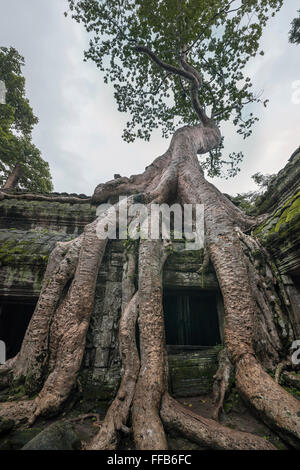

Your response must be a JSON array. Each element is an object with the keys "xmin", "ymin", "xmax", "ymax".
[
  {"xmin": 289, "ymin": 10, "xmax": 300, "ymax": 44},
  {"xmin": 0, "ymin": 47, "xmax": 53, "ymax": 191},
  {"xmin": 229, "ymin": 171, "xmax": 275, "ymax": 213},
  {"xmin": 67, "ymin": 0, "xmax": 283, "ymax": 177}
]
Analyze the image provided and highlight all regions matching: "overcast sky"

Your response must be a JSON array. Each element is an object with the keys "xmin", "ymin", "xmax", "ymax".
[{"xmin": 0, "ymin": 0, "xmax": 299, "ymax": 195}]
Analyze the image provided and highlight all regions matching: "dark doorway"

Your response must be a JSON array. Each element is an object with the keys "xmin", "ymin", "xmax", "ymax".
[
  {"xmin": 163, "ymin": 290, "xmax": 221, "ymax": 348},
  {"xmin": 0, "ymin": 299, "xmax": 36, "ymax": 360}
]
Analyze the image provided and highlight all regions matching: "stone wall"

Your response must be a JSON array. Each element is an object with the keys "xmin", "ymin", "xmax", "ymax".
[
  {"xmin": 254, "ymin": 147, "xmax": 300, "ymax": 335},
  {"xmin": 253, "ymin": 147, "xmax": 300, "ymax": 275},
  {"xmin": 0, "ymin": 196, "xmax": 96, "ymax": 234}
]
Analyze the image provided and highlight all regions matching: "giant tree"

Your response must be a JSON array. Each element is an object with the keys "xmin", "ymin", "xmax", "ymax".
[
  {"xmin": 1, "ymin": 0, "xmax": 300, "ymax": 450},
  {"xmin": 0, "ymin": 47, "xmax": 53, "ymax": 192}
]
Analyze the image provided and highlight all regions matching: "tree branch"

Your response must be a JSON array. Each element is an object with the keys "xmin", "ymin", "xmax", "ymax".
[
  {"xmin": 179, "ymin": 47, "xmax": 202, "ymax": 88},
  {"xmin": 134, "ymin": 45, "xmax": 195, "ymax": 82},
  {"xmin": 135, "ymin": 45, "xmax": 210, "ymax": 125}
]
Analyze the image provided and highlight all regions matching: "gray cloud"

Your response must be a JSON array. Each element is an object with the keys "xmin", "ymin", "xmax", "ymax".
[{"xmin": 0, "ymin": 0, "xmax": 299, "ymax": 195}]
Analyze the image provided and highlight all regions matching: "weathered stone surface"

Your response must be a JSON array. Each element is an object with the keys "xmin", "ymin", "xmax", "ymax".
[
  {"xmin": 80, "ymin": 243, "xmax": 123, "ymax": 403},
  {"xmin": 0, "ymin": 228, "xmax": 73, "ymax": 298},
  {"xmin": 254, "ymin": 191, "xmax": 300, "ymax": 274},
  {"xmin": 164, "ymin": 243, "xmax": 218, "ymax": 289},
  {"xmin": 0, "ymin": 427, "xmax": 42, "ymax": 450},
  {"xmin": 22, "ymin": 422, "xmax": 81, "ymax": 450},
  {"xmin": 252, "ymin": 148, "xmax": 300, "ymax": 335},
  {"xmin": 168, "ymin": 349, "xmax": 219, "ymax": 396},
  {"xmin": 254, "ymin": 148, "xmax": 300, "ymax": 275},
  {"xmin": 0, "ymin": 197, "xmax": 96, "ymax": 234}
]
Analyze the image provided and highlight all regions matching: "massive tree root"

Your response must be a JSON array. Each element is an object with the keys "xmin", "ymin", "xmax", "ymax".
[
  {"xmin": 0, "ymin": 121, "xmax": 300, "ymax": 450},
  {"xmin": 160, "ymin": 393, "xmax": 275, "ymax": 450}
]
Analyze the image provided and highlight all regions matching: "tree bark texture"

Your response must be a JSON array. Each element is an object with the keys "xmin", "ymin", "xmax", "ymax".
[{"xmin": 2, "ymin": 163, "xmax": 22, "ymax": 189}]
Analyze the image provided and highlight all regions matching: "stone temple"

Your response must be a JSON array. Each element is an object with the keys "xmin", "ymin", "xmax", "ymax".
[{"xmin": 0, "ymin": 147, "xmax": 299, "ymax": 411}]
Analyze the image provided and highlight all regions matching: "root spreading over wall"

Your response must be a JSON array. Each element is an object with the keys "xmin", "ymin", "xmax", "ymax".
[{"xmin": 0, "ymin": 122, "xmax": 299, "ymax": 450}]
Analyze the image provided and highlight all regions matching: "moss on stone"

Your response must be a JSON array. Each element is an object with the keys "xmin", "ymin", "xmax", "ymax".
[
  {"xmin": 168, "ymin": 349, "xmax": 218, "ymax": 396},
  {"xmin": 223, "ymin": 386, "xmax": 244, "ymax": 415},
  {"xmin": 253, "ymin": 191, "xmax": 300, "ymax": 274},
  {"xmin": 0, "ymin": 229, "xmax": 74, "ymax": 267},
  {"xmin": 274, "ymin": 192, "xmax": 300, "ymax": 231}
]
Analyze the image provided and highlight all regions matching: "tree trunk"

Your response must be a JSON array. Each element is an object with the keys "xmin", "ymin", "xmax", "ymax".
[
  {"xmin": 0, "ymin": 121, "xmax": 299, "ymax": 450},
  {"xmin": 2, "ymin": 163, "xmax": 22, "ymax": 189},
  {"xmin": 131, "ymin": 240, "xmax": 170, "ymax": 450}
]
